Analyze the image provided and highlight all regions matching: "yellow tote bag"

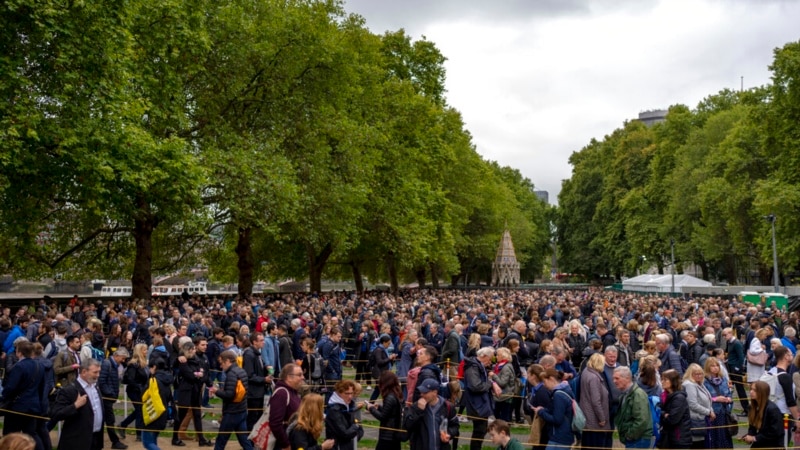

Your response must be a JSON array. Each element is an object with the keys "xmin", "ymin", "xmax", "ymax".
[{"xmin": 142, "ymin": 377, "xmax": 166, "ymax": 425}]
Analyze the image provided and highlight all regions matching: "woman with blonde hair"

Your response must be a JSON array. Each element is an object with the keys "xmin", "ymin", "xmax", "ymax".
[
  {"xmin": 702, "ymin": 357, "xmax": 733, "ymax": 449},
  {"xmin": 0, "ymin": 432, "xmax": 35, "ymax": 450},
  {"xmin": 466, "ymin": 333, "xmax": 481, "ymax": 358},
  {"xmin": 579, "ymin": 353, "xmax": 611, "ymax": 449},
  {"xmin": 120, "ymin": 343, "xmax": 150, "ymax": 441},
  {"xmin": 682, "ymin": 363, "xmax": 715, "ymax": 448},
  {"xmin": 492, "ymin": 347, "xmax": 517, "ymax": 422},
  {"xmin": 290, "ymin": 393, "xmax": 335, "ymax": 450},
  {"xmin": 747, "ymin": 328, "xmax": 771, "ymax": 382}
]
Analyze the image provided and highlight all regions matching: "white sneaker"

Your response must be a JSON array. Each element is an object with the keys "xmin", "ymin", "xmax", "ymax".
[
  {"xmin": 211, "ymin": 420, "xmax": 220, "ymax": 428},
  {"xmin": 365, "ymin": 386, "xmax": 372, "ymax": 390},
  {"xmin": 457, "ymin": 415, "xmax": 469, "ymax": 423}
]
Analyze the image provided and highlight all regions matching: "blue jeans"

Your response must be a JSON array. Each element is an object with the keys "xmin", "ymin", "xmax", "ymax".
[
  {"xmin": 545, "ymin": 441, "xmax": 573, "ymax": 450},
  {"xmin": 213, "ymin": 411, "xmax": 252, "ymax": 450},
  {"xmin": 624, "ymin": 437, "xmax": 652, "ymax": 448},
  {"xmin": 141, "ymin": 431, "xmax": 160, "ymax": 450}
]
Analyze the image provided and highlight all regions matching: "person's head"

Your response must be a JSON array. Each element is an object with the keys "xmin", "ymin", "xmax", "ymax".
[
  {"xmin": 131, "ymin": 343, "xmax": 148, "ymax": 366},
  {"xmin": 539, "ymin": 355, "xmax": 556, "ymax": 370},
  {"xmin": 604, "ymin": 345, "xmax": 618, "ymax": 366},
  {"xmin": 79, "ymin": 359, "xmax": 102, "ymax": 384},
  {"xmin": 661, "ymin": 369, "xmax": 681, "ymax": 394},
  {"xmin": 585, "ymin": 353, "xmax": 604, "ymax": 372},
  {"xmin": 682, "ymin": 363, "xmax": 704, "ymax": 385},
  {"xmin": 774, "ymin": 345, "xmax": 792, "ymax": 367},
  {"xmin": 0, "ymin": 431, "xmax": 36, "ymax": 450},
  {"xmin": 527, "ymin": 364, "xmax": 545, "ymax": 385},
  {"xmin": 218, "ymin": 349, "xmax": 238, "ymax": 371},
  {"xmin": 612, "ymin": 366, "xmax": 633, "ymax": 391},
  {"xmin": 749, "ymin": 380, "xmax": 772, "ymax": 429},
  {"xmin": 379, "ymin": 334, "xmax": 392, "ymax": 348},
  {"xmin": 280, "ymin": 363, "xmax": 304, "ymax": 390},
  {"xmin": 15, "ymin": 340, "xmax": 34, "ymax": 359},
  {"xmin": 488, "ymin": 419, "xmax": 512, "ymax": 446},
  {"xmin": 468, "ymin": 333, "xmax": 481, "ymax": 350},
  {"xmin": 496, "ymin": 347, "xmax": 511, "ymax": 361},
  {"xmin": 655, "ymin": 334, "xmax": 670, "ymax": 352},
  {"xmin": 476, "ymin": 347, "xmax": 496, "ymax": 368},
  {"xmin": 112, "ymin": 347, "xmax": 129, "ymax": 364},
  {"xmin": 250, "ymin": 332, "xmax": 265, "ymax": 350},
  {"xmin": 378, "ymin": 371, "xmax": 402, "ymax": 401},
  {"xmin": 638, "ymin": 357, "xmax": 658, "ymax": 388},
  {"xmin": 417, "ymin": 378, "xmax": 441, "ymax": 403},
  {"xmin": 334, "ymin": 379, "xmax": 358, "ymax": 404},
  {"xmin": 540, "ymin": 368, "xmax": 560, "ymax": 391},
  {"xmin": 295, "ymin": 393, "xmax": 325, "ymax": 439},
  {"xmin": 329, "ymin": 327, "xmax": 342, "ymax": 343}
]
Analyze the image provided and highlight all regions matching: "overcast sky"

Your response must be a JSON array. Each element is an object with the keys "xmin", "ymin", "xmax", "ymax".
[{"xmin": 343, "ymin": 0, "xmax": 800, "ymax": 203}]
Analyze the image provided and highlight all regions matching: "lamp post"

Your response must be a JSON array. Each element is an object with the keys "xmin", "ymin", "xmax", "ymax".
[
  {"xmin": 670, "ymin": 238, "xmax": 675, "ymax": 295},
  {"xmin": 765, "ymin": 214, "xmax": 779, "ymax": 293}
]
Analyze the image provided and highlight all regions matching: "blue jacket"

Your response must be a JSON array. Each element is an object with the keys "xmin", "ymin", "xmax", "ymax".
[
  {"xmin": 262, "ymin": 335, "xmax": 280, "ymax": 371},
  {"xmin": 320, "ymin": 337, "xmax": 342, "ymax": 380},
  {"xmin": 98, "ymin": 357, "xmax": 121, "ymax": 399},
  {"xmin": 3, "ymin": 325, "xmax": 24, "ymax": 354},
  {"xmin": 2, "ymin": 357, "xmax": 47, "ymax": 414},
  {"xmin": 538, "ymin": 385, "xmax": 575, "ymax": 445}
]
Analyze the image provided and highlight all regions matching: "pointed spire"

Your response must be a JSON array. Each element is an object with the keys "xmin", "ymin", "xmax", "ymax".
[{"xmin": 492, "ymin": 229, "xmax": 520, "ymax": 287}]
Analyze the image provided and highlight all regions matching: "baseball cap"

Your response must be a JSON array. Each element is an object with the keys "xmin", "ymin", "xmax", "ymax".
[{"xmin": 417, "ymin": 379, "xmax": 440, "ymax": 393}]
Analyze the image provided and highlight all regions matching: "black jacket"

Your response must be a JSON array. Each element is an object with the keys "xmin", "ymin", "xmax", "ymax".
[
  {"xmin": 123, "ymin": 362, "xmax": 149, "ymax": 400},
  {"xmin": 658, "ymin": 390, "xmax": 692, "ymax": 449},
  {"xmin": 290, "ymin": 426, "xmax": 324, "ymax": 450},
  {"xmin": 98, "ymin": 357, "xmax": 120, "ymax": 399},
  {"xmin": 412, "ymin": 363, "xmax": 441, "ymax": 402},
  {"xmin": 404, "ymin": 397, "xmax": 458, "ymax": 450},
  {"xmin": 217, "ymin": 364, "xmax": 248, "ymax": 414},
  {"xmin": 50, "ymin": 379, "xmax": 103, "ymax": 450},
  {"xmin": 368, "ymin": 392, "xmax": 403, "ymax": 441},
  {"xmin": 325, "ymin": 400, "xmax": 364, "ymax": 450},
  {"xmin": 748, "ymin": 401, "xmax": 784, "ymax": 448},
  {"xmin": 242, "ymin": 346, "xmax": 267, "ymax": 398},
  {"xmin": 176, "ymin": 356, "xmax": 204, "ymax": 406},
  {"xmin": 370, "ymin": 346, "xmax": 391, "ymax": 379}
]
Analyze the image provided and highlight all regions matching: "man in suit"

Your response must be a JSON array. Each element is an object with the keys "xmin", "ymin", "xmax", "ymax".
[
  {"xmin": 2, "ymin": 340, "xmax": 49, "ymax": 450},
  {"xmin": 50, "ymin": 359, "xmax": 105, "ymax": 450}
]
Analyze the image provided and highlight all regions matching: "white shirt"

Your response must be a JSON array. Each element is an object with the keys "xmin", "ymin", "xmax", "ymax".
[{"xmin": 77, "ymin": 376, "xmax": 104, "ymax": 432}]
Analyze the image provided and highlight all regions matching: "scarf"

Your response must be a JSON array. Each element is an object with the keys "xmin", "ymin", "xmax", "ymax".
[{"xmin": 494, "ymin": 360, "xmax": 508, "ymax": 375}]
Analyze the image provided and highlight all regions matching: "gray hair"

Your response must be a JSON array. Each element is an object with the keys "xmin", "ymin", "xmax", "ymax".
[
  {"xmin": 655, "ymin": 334, "xmax": 671, "ymax": 345},
  {"xmin": 786, "ymin": 327, "xmax": 797, "ymax": 338},
  {"xmin": 613, "ymin": 365, "xmax": 633, "ymax": 380},
  {"xmin": 604, "ymin": 346, "xmax": 618, "ymax": 355},
  {"xmin": 80, "ymin": 358, "xmax": 102, "ymax": 371},
  {"xmin": 113, "ymin": 348, "xmax": 130, "ymax": 358},
  {"xmin": 476, "ymin": 347, "xmax": 496, "ymax": 359}
]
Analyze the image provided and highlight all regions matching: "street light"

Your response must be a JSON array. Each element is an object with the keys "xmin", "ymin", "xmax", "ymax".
[
  {"xmin": 670, "ymin": 238, "xmax": 675, "ymax": 295},
  {"xmin": 765, "ymin": 214, "xmax": 779, "ymax": 293}
]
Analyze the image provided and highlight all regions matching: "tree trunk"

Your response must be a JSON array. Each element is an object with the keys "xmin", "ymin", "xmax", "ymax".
[
  {"xmin": 387, "ymin": 252, "xmax": 399, "ymax": 293},
  {"xmin": 307, "ymin": 243, "xmax": 333, "ymax": 293},
  {"xmin": 131, "ymin": 210, "xmax": 156, "ymax": 300},
  {"xmin": 430, "ymin": 262, "xmax": 439, "ymax": 288},
  {"xmin": 236, "ymin": 226, "xmax": 254, "ymax": 298},
  {"xmin": 415, "ymin": 267, "xmax": 426, "ymax": 289},
  {"xmin": 699, "ymin": 261, "xmax": 709, "ymax": 281},
  {"xmin": 350, "ymin": 261, "xmax": 364, "ymax": 293},
  {"xmin": 450, "ymin": 274, "xmax": 460, "ymax": 286}
]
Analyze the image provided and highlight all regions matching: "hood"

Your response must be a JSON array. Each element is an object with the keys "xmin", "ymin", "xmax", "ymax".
[
  {"xmin": 423, "ymin": 362, "xmax": 441, "ymax": 376},
  {"xmin": 329, "ymin": 391, "xmax": 349, "ymax": 407},
  {"xmin": 153, "ymin": 345, "xmax": 167, "ymax": 352},
  {"xmin": 53, "ymin": 337, "xmax": 66, "ymax": 346},
  {"xmin": 582, "ymin": 347, "xmax": 596, "ymax": 357},
  {"xmin": 154, "ymin": 369, "xmax": 173, "ymax": 385}
]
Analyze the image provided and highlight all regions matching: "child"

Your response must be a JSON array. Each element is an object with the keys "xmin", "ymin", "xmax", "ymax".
[{"xmin": 488, "ymin": 419, "xmax": 524, "ymax": 450}]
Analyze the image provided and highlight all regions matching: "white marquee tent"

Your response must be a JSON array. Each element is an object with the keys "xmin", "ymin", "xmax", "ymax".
[{"xmin": 621, "ymin": 274, "xmax": 712, "ymax": 293}]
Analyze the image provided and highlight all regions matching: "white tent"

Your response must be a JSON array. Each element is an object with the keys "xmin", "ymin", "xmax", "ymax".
[{"xmin": 621, "ymin": 274, "xmax": 712, "ymax": 293}]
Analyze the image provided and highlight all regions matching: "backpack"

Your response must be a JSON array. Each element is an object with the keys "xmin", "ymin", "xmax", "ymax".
[
  {"xmin": 568, "ymin": 373, "xmax": 581, "ymax": 403},
  {"xmin": 648, "ymin": 395, "xmax": 662, "ymax": 443},
  {"xmin": 555, "ymin": 390, "xmax": 586, "ymax": 433},
  {"xmin": 310, "ymin": 352, "xmax": 324, "ymax": 381},
  {"xmin": 91, "ymin": 346, "xmax": 106, "ymax": 361},
  {"xmin": 759, "ymin": 368, "xmax": 792, "ymax": 408},
  {"xmin": 45, "ymin": 340, "xmax": 65, "ymax": 361}
]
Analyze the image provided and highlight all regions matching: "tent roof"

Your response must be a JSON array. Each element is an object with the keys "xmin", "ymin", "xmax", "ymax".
[{"xmin": 622, "ymin": 274, "xmax": 712, "ymax": 289}]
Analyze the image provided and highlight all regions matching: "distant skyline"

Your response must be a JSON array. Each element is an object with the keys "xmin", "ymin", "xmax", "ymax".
[{"xmin": 343, "ymin": 0, "xmax": 800, "ymax": 202}]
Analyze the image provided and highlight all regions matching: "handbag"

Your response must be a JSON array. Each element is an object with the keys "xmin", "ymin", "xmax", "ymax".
[
  {"xmin": 248, "ymin": 386, "xmax": 289, "ymax": 450},
  {"xmin": 724, "ymin": 411, "xmax": 738, "ymax": 438},
  {"xmin": 747, "ymin": 349, "xmax": 767, "ymax": 366},
  {"xmin": 142, "ymin": 377, "xmax": 166, "ymax": 425}
]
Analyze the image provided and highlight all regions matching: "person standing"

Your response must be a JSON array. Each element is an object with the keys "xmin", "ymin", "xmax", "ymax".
[
  {"xmin": 209, "ymin": 350, "xmax": 252, "ymax": 450},
  {"xmin": 743, "ymin": 380, "xmax": 784, "ymax": 449},
  {"xmin": 682, "ymin": 363, "xmax": 715, "ymax": 449},
  {"xmin": 120, "ymin": 343, "xmax": 149, "ymax": 442},
  {"xmin": 612, "ymin": 366, "xmax": 653, "ymax": 449},
  {"xmin": 50, "ymin": 359, "xmax": 105, "ymax": 450},
  {"xmin": 1, "ymin": 340, "xmax": 49, "ymax": 450},
  {"xmin": 266, "ymin": 363, "xmax": 303, "ymax": 450},
  {"xmin": 98, "ymin": 348, "xmax": 130, "ymax": 449},
  {"xmin": 463, "ymin": 347, "xmax": 501, "ymax": 450},
  {"xmin": 659, "ymin": 369, "xmax": 692, "ymax": 449},
  {"xmin": 722, "ymin": 327, "xmax": 749, "ymax": 416},
  {"xmin": 325, "ymin": 379, "xmax": 365, "ymax": 450},
  {"xmin": 243, "ymin": 332, "xmax": 271, "ymax": 430},
  {"xmin": 174, "ymin": 341, "xmax": 213, "ymax": 446},
  {"xmin": 53, "ymin": 334, "xmax": 82, "ymax": 386},
  {"xmin": 141, "ymin": 358, "xmax": 174, "ymax": 450},
  {"xmin": 320, "ymin": 327, "xmax": 343, "ymax": 401},
  {"xmin": 403, "ymin": 379, "xmax": 458, "ymax": 450},
  {"xmin": 368, "ymin": 335, "xmax": 395, "ymax": 401},
  {"xmin": 578, "ymin": 353, "xmax": 611, "ymax": 449},
  {"xmin": 532, "ymin": 369, "xmax": 576, "ymax": 450},
  {"xmin": 289, "ymin": 393, "xmax": 335, "ymax": 450},
  {"xmin": 366, "ymin": 372, "xmax": 404, "ymax": 450},
  {"xmin": 702, "ymin": 357, "xmax": 734, "ymax": 449}
]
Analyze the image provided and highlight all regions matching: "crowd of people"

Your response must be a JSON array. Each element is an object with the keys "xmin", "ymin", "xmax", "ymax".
[{"xmin": 0, "ymin": 287, "xmax": 797, "ymax": 450}]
